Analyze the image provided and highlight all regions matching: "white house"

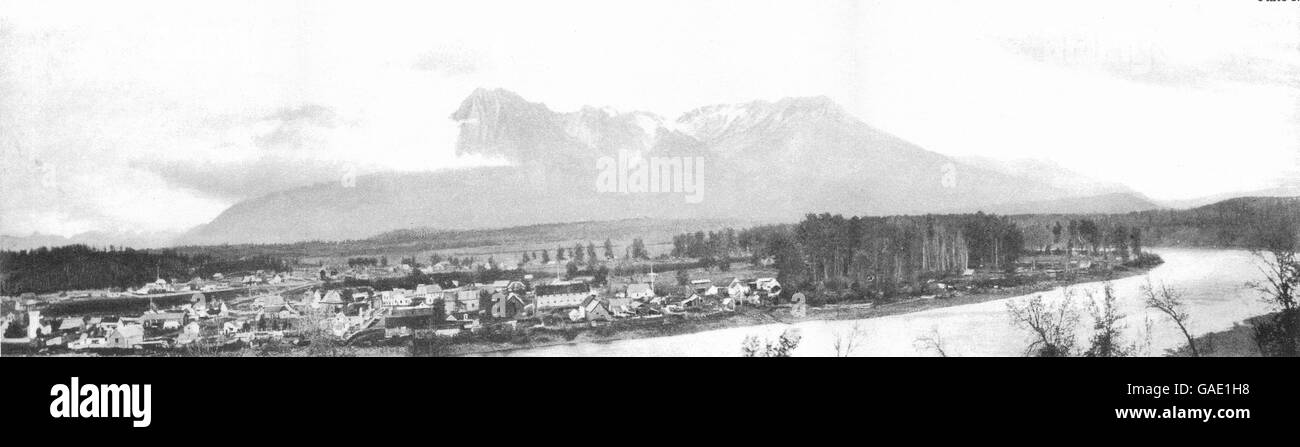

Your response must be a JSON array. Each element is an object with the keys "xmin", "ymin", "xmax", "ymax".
[
  {"xmin": 107, "ymin": 324, "xmax": 144, "ymax": 349},
  {"xmin": 625, "ymin": 283, "xmax": 654, "ymax": 300}
]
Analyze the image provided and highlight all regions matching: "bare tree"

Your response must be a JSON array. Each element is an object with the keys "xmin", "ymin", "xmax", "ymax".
[
  {"xmin": 1007, "ymin": 291, "xmax": 1081, "ymax": 357},
  {"xmin": 913, "ymin": 327, "xmax": 950, "ymax": 357},
  {"xmin": 831, "ymin": 322, "xmax": 867, "ymax": 357},
  {"xmin": 741, "ymin": 329, "xmax": 802, "ymax": 357},
  {"xmin": 1249, "ymin": 240, "xmax": 1298, "ymax": 312},
  {"xmin": 1142, "ymin": 279, "xmax": 1198, "ymax": 357},
  {"xmin": 1247, "ymin": 221, "xmax": 1299, "ymax": 356}
]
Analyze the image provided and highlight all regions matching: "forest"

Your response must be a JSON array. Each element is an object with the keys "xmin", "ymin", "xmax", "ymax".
[
  {"xmin": 734, "ymin": 213, "xmax": 1021, "ymax": 295},
  {"xmin": 0, "ymin": 245, "xmax": 287, "ymax": 295}
]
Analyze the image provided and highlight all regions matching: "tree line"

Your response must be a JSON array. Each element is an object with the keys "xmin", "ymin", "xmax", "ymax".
[
  {"xmin": 1014, "ymin": 197, "xmax": 1300, "ymax": 250},
  {"xmin": 0, "ymin": 245, "xmax": 288, "ymax": 295},
  {"xmin": 738, "ymin": 213, "xmax": 1024, "ymax": 297}
]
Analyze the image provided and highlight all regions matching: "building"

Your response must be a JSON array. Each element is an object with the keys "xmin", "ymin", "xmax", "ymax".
[
  {"xmin": 433, "ymin": 288, "xmax": 483, "ymax": 314},
  {"xmin": 106, "ymin": 324, "xmax": 144, "ymax": 349},
  {"xmin": 689, "ymin": 279, "xmax": 713, "ymax": 295},
  {"xmin": 753, "ymin": 278, "xmax": 781, "ymax": 295},
  {"xmin": 491, "ymin": 292, "xmax": 527, "ymax": 319},
  {"xmin": 625, "ymin": 283, "xmax": 654, "ymax": 300},
  {"xmin": 724, "ymin": 278, "xmax": 750, "ymax": 299},
  {"xmin": 579, "ymin": 295, "xmax": 612, "ymax": 322},
  {"xmin": 534, "ymin": 281, "xmax": 592, "ymax": 310},
  {"xmin": 605, "ymin": 297, "xmax": 636, "ymax": 316},
  {"xmin": 135, "ymin": 278, "xmax": 171, "ymax": 295},
  {"xmin": 379, "ymin": 290, "xmax": 413, "ymax": 307},
  {"xmin": 57, "ymin": 317, "xmax": 84, "ymax": 334},
  {"xmin": 318, "ymin": 290, "xmax": 346, "ymax": 311},
  {"xmin": 140, "ymin": 312, "xmax": 185, "ymax": 330},
  {"xmin": 98, "ymin": 316, "xmax": 122, "ymax": 333}
]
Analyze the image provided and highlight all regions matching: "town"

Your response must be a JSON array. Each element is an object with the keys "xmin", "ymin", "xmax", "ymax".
[
  {"xmin": 0, "ymin": 260, "xmax": 790, "ymax": 355},
  {"xmin": 1, "ymin": 212, "xmax": 1172, "ymax": 357}
]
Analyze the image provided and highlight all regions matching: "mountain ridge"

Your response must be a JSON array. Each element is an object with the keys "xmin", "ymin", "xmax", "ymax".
[{"xmin": 159, "ymin": 88, "xmax": 1171, "ymax": 245}]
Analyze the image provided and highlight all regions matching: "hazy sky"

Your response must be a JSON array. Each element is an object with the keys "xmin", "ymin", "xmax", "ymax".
[{"xmin": 1, "ymin": 0, "xmax": 1297, "ymax": 236}]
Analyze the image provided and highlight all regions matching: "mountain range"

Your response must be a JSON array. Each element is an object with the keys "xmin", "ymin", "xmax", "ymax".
[
  {"xmin": 9, "ymin": 88, "xmax": 1234, "ymax": 248},
  {"xmin": 172, "ymin": 88, "xmax": 1170, "ymax": 245}
]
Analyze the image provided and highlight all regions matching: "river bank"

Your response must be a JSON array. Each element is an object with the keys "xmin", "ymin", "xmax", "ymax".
[
  {"xmin": 422, "ymin": 263, "xmax": 1160, "ymax": 357},
  {"xmin": 1167, "ymin": 312, "xmax": 1289, "ymax": 357}
]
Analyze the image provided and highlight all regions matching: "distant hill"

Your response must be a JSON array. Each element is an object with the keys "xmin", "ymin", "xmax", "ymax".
[
  {"xmin": 1011, "ymin": 196, "xmax": 1300, "ymax": 250},
  {"xmin": 0, "ymin": 231, "xmax": 179, "ymax": 252},
  {"xmin": 179, "ymin": 88, "xmax": 1136, "ymax": 245},
  {"xmin": 1158, "ymin": 185, "xmax": 1300, "ymax": 209},
  {"xmin": 171, "ymin": 217, "xmax": 748, "ymax": 261},
  {"xmin": 947, "ymin": 192, "xmax": 1162, "ymax": 215}
]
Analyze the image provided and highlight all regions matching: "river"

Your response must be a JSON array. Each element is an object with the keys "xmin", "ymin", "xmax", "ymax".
[{"xmin": 483, "ymin": 248, "xmax": 1275, "ymax": 356}]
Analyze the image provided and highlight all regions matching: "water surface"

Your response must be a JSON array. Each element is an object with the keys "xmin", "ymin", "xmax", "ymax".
[{"xmin": 488, "ymin": 248, "xmax": 1273, "ymax": 356}]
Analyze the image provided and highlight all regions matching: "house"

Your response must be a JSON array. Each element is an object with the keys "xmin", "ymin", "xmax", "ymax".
[
  {"xmin": 319, "ymin": 290, "xmax": 346, "ymax": 308},
  {"xmin": 724, "ymin": 278, "xmax": 750, "ymax": 299},
  {"xmin": 689, "ymin": 279, "xmax": 713, "ymax": 295},
  {"xmin": 605, "ymin": 297, "xmax": 636, "ymax": 316},
  {"xmin": 437, "ymin": 288, "xmax": 482, "ymax": 314},
  {"xmin": 98, "ymin": 316, "xmax": 122, "ymax": 333},
  {"xmin": 57, "ymin": 317, "xmax": 84, "ymax": 334},
  {"xmin": 625, "ymin": 283, "xmax": 654, "ymax": 300},
  {"xmin": 491, "ymin": 292, "xmax": 527, "ymax": 319},
  {"xmin": 379, "ymin": 290, "xmax": 413, "ymax": 307},
  {"xmin": 140, "ymin": 312, "xmax": 185, "ymax": 330},
  {"xmin": 534, "ymin": 281, "xmax": 592, "ymax": 310},
  {"xmin": 68, "ymin": 334, "xmax": 109, "ymax": 350},
  {"xmin": 751, "ymin": 278, "xmax": 781, "ymax": 299},
  {"xmin": 135, "ymin": 278, "xmax": 171, "ymax": 295},
  {"xmin": 106, "ymin": 324, "xmax": 144, "ymax": 349},
  {"xmin": 578, "ymin": 295, "xmax": 613, "ymax": 322}
]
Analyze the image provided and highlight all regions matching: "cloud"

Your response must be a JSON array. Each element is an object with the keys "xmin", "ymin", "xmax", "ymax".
[
  {"xmin": 132, "ymin": 156, "xmax": 354, "ymax": 201},
  {"xmin": 999, "ymin": 35, "xmax": 1299, "ymax": 90},
  {"xmin": 413, "ymin": 48, "xmax": 481, "ymax": 76},
  {"xmin": 252, "ymin": 104, "xmax": 344, "ymax": 152},
  {"xmin": 132, "ymin": 104, "xmax": 362, "ymax": 200}
]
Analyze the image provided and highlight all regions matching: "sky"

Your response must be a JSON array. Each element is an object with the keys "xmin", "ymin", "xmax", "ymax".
[{"xmin": 1, "ymin": 0, "xmax": 1297, "ymax": 237}]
